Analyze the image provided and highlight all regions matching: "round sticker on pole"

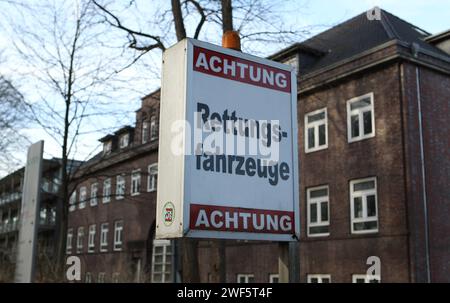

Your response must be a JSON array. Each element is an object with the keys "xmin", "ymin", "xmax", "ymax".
[{"xmin": 163, "ymin": 202, "xmax": 175, "ymax": 226}]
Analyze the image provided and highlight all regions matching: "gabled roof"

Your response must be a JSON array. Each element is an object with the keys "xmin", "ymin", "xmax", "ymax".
[{"xmin": 272, "ymin": 8, "xmax": 449, "ymax": 74}]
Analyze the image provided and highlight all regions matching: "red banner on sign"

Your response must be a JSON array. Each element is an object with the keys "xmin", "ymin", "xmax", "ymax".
[
  {"xmin": 193, "ymin": 46, "xmax": 292, "ymax": 93},
  {"xmin": 190, "ymin": 204, "xmax": 295, "ymax": 234}
]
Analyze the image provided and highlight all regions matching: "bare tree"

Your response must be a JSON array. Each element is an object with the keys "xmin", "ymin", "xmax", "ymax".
[
  {"xmin": 0, "ymin": 74, "xmax": 28, "ymax": 175},
  {"xmin": 91, "ymin": 0, "xmax": 309, "ymax": 283},
  {"xmin": 0, "ymin": 0, "xmax": 151, "ymax": 280}
]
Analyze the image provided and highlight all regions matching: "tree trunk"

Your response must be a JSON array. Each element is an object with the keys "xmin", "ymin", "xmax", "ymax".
[
  {"xmin": 221, "ymin": 0, "xmax": 233, "ymax": 32},
  {"xmin": 171, "ymin": 0, "xmax": 187, "ymax": 41},
  {"xmin": 181, "ymin": 238, "xmax": 200, "ymax": 282},
  {"xmin": 209, "ymin": 240, "xmax": 226, "ymax": 282}
]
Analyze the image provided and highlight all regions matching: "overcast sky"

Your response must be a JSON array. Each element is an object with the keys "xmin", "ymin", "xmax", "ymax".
[{"xmin": 1, "ymin": 0, "xmax": 449, "ymax": 177}]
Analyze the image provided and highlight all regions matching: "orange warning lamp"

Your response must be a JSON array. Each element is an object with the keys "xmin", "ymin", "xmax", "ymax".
[{"xmin": 222, "ymin": 30, "xmax": 241, "ymax": 51}]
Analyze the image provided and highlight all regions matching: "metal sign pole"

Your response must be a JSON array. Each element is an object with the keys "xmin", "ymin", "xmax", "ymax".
[{"xmin": 14, "ymin": 140, "xmax": 44, "ymax": 283}]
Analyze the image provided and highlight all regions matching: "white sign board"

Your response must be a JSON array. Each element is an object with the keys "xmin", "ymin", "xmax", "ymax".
[
  {"xmin": 15, "ymin": 140, "xmax": 44, "ymax": 283},
  {"xmin": 156, "ymin": 39, "xmax": 299, "ymax": 241}
]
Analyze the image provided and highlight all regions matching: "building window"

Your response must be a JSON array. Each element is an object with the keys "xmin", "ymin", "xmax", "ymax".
[
  {"xmin": 119, "ymin": 133, "xmax": 129, "ymax": 149},
  {"xmin": 350, "ymin": 177, "xmax": 378, "ymax": 234},
  {"xmin": 307, "ymin": 186, "xmax": 330, "ymax": 237},
  {"xmin": 352, "ymin": 274, "xmax": 380, "ymax": 283},
  {"xmin": 131, "ymin": 170, "xmax": 141, "ymax": 196},
  {"xmin": 85, "ymin": 272, "xmax": 92, "ymax": 283},
  {"xmin": 116, "ymin": 175, "xmax": 125, "ymax": 200},
  {"xmin": 76, "ymin": 227, "xmax": 84, "ymax": 254},
  {"xmin": 237, "ymin": 274, "xmax": 254, "ymax": 283},
  {"xmin": 150, "ymin": 116, "xmax": 158, "ymax": 141},
  {"xmin": 112, "ymin": 273, "xmax": 120, "ymax": 283},
  {"xmin": 90, "ymin": 183, "xmax": 98, "ymax": 206},
  {"xmin": 269, "ymin": 274, "xmax": 279, "ymax": 283},
  {"xmin": 88, "ymin": 224, "xmax": 96, "ymax": 253},
  {"xmin": 151, "ymin": 240, "xmax": 172, "ymax": 283},
  {"xmin": 305, "ymin": 108, "xmax": 328, "ymax": 153},
  {"xmin": 142, "ymin": 120, "xmax": 149, "ymax": 144},
  {"xmin": 103, "ymin": 141, "xmax": 112, "ymax": 155},
  {"xmin": 98, "ymin": 272, "xmax": 106, "ymax": 283},
  {"xmin": 66, "ymin": 228, "xmax": 73, "ymax": 254},
  {"xmin": 147, "ymin": 164, "xmax": 158, "ymax": 192},
  {"xmin": 103, "ymin": 178, "xmax": 111, "ymax": 203},
  {"xmin": 79, "ymin": 186, "xmax": 87, "ymax": 209},
  {"xmin": 113, "ymin": 221, "xmax": 124, "ymax": 251},
  {"xmin": 100, "ymin": 223, "xmax": 109, "ymax": 252},
  {"xmin": 308, "ymin": 274, "xmax": 331, "ymax": 283},
  {"xmin": 347, "ymin": 93, "xmax": 375, "ymax": 142},
  {"xmin": 69, "ymin": 191, "xmax": 76, "ymax": 212}
]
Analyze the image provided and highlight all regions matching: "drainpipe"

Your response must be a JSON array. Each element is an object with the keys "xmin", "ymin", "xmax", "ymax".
[{"xmin": 412, "ymin": 43, "xmax": 431, "ymax": 282}]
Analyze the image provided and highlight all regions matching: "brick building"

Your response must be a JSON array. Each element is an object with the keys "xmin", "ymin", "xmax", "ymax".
[
  {"xmin": 68, "ymin": 9, "xmax": 450, "ymax": 283},
  {"xmin": 67, "ymin": 92, "xmax": 163, "ymax": 283}
]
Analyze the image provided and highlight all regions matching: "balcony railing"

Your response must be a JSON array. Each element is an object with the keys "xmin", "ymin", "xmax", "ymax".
[
  {"xmin": 0, "ymin": 220, "xmax": 19, "ymax": 234},
  {"xmin": 0, "ymin": 192, "xmax": 22, "ymax": 205}
]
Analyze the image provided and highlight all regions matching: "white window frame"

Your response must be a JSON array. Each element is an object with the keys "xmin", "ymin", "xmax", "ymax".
[
  {"xmin": 305, "ymin": 108, "xmax": 328, "ymax": 153},
  {"xmin": 88, "ymin": 224, "xmax": 96, "ymax": 253},
  {"xmin": 69, "ymin": 191, "xmax": 76, "ymax": 212},
  {"xmin": 269, "ymin": 274, "xmax": 279, "ymax": 283},
  {"xmin": 85, "ymin": 272, "xmax": 92, "ymax": 283},
  {"xmin": 347, "ymin": 92, "xmax": 375, "ymax": 143},
  {"xmin": 112, "ymin": 272, "xmax": 120, "ymax": 283},
  {"xmin": 103, "ymin": 178, "xmax": 111, "ymax": 203},
  {"xmin": 119, "ymin": 133, "xmax": 129, "ymax": 149},
  {"xmin": 350, "ymin": 177, "xmax": 378, "ymax": 234},
  {"xmin": 307, "ymin": 185, "xmax": 330, "ymax": 237},
  {"xmin": 76, "ymin": 227, "xmax": 84, "ymax": 254},
  {"xmin": 150, "ymin": 116, "xmax": 157, "ymax": 141},
  {"xmin": 90, "ymin": 183, "xmax": 98, "ymax": 206},
  {"xmin": 237, "ymin": 274, "xmax": 254, "ymax": 283},
  {"xmin": 116, "ymin": 175, "xmax": 125, "ymax": 200},
  {"xmin": 113, "ymin": 220, "xmax": 124, "ymax": 251},
  {"xmin": 151, "ymin": 239, "xmax": 172, "ymax": 283},
  {"xmin": 79, "ymin": 186, "xmax": 87, "ymax": 209},
  {"xmin": 131, "ymin": 170, "xmax": 141, "ymax": 196},
  {"xmin": 307, "ymin": 274, "xmax": 331, "ymax": 283},
  {"xmin": 98, "ymin": 272, "xmax": 106, "ymax": 283},
  {"xmin": 66, "ymin": 228, "xmax": 73, "ymax": 254},
  {"xmin": 103, "ymin": 141, "xmax": 112, "ymax": 155},
  {"xmin": 147, "ymin": 164, "xmax": 158, "ymax": 192},
  {"xmin": 142, "ymin": 120, "xmax": 149, "ymax": 144},
  {"xmin": 352, "ymin": 274, "xmax": 381, "ymax": 283},
  {"xmin": 100, "ymin": 223, "xmax": 109, "ymax": 252}
]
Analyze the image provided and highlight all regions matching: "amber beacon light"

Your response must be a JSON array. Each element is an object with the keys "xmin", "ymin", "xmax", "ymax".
[{"xmin": 222, "ymin": 30, "xmax": 241, "ymax": 51}]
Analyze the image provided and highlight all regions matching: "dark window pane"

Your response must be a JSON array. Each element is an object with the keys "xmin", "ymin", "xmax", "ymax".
[
  {"xmin": 351, "ymin": 115, "xmax": 359, "ymax": 138},
  {"xmin": 354, "ymin": 180, "xmax": 375, "ymax": 192},
  {"xmin": 310, "ymin": 278, "xmax": 319, "ymax": 283},
  {"xmin": 369, "ymin": 279, "xmax": 380, "ymax": 283},
  {"xmin": 356, "ymin": 278, "xmax": 366, "ymax": 283},
  {"xmin": 307, "ymin": 112, "xmax": 325, "ymax": 123},
  {"xmin": 309, "ymin": 226, "xmax": 329, "ymax": 235},
  {"xmin": 363, "ymin": 111, "xmax": 373, "ymax": 135},
  {"xmin": 310, "ymin": 204, "xmax": 317, "ymax": 223},
  {"xmin": 367, "ymin": 195, "xmax": 377, "ymax": 217},
  {"xmin": 354, "ymin": 197, "xmax": 363, "ymax": 218},
  {"xmin": 321, "ymin": 202, "xmax": 328, "ymax": 221},
  {"xmin": 310, "ymin": 188, "xmax": 328, "ymax": 198},
  {"xmin": 308, "ymin": 128, "xmax": 315, "ymax": 149},
  {"xmin": 248, "ymin": 276, "xmax": 254, "ymax": 283},
  {"xmin": 322, "ymin": 278, "xmax": 330, "ymax": 283},
  {"xmin": 353, "ymin": 221, "xmax": 378, "ymax": 231},
  {"xmin": 319, "ymin": 124, "xmax": 326, "ymax": 146},
  {"xmin": 350, "ymin": 97, "xmax": 371, "ymax": 110}
]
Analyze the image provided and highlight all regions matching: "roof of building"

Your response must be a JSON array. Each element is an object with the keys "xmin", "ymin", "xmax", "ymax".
[{"xmin": 271, "ymin": 8, "xmax": 449, "ymax": 74}]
